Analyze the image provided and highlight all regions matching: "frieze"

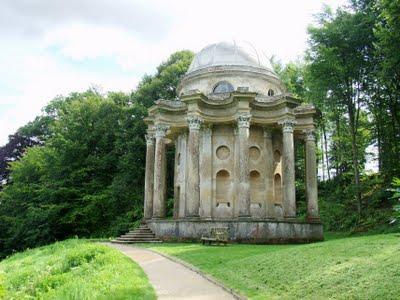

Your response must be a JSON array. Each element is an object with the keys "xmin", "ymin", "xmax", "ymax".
[{"xmin": 155, "ymin": 99, "xmax": 186, "ymax": 108}]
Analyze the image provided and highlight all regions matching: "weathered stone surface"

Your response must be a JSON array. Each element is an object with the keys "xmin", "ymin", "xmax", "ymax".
[
  {"xmin": 144, "ymin": 134, "xmax": 155, "ymax": 219},
  {"xmin": 263, "ymin": 128, "xmax": 274, "ymax": 218},
  {"xmin": 142, "ymin": 41, "xmax": 322, "ymax": 243},
  {"xmin": 199, "ymin": 125, "xmax": 212, "ymax": 219},
  {"xmin": 304, "ymin": 129, "xmax": 320, "ymax": 221},
  {"xmin": 147, "ymin": 219, "xmax": 323, "ymax": 243},
  {"xmin": 152, "ymin": 124, "xmax": 168, "ymax": 218},
  {"xmin": 237, "ymin": 114, "xmax": 251, "ymax": 218},
  {"xmin": 279, "ymin": 119, "xmax": 297, "ymax": 218},
  {"xmin": 185, "ymin": 115, "xmax": 202, "ymax": 217}
]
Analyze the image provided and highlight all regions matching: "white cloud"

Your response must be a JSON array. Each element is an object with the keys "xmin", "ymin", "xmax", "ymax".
[{"xmin": 0, "ymin": 0, "xmax": 348, "ymax": 145}]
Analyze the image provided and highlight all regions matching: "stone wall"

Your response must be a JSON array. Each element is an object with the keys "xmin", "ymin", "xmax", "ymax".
[{"xmin": 147, "ymin": 219, "xmax": 323, "ymax": 243}]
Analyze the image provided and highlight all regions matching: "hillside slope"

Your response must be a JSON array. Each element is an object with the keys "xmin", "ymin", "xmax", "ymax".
[
  {"xmin": 0, "ymin": 239, "xmax": 155, "ymax": 299},
  {"xmin": 149, "ymin": 233, "xmax": 400, "ymax": 299}
]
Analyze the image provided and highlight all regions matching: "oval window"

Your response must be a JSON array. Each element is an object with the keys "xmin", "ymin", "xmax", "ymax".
[
  {"xmin": 213, "ymin": 81, "xmax": 234, "ymax": 94},
  {"xmin": 268, "ymin": 89, "xmax": 275, "ymax": 96}
]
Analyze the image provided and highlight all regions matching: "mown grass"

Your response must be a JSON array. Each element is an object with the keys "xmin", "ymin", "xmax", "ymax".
[
  {"xmin": 0, "ymin": 239, "xmax": 155, "ymax": 300},
  {"xmin": 147, "ymin": 233, "xmax": 400, "ymax": 299}
]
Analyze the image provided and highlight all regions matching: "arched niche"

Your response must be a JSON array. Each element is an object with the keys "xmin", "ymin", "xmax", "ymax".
[
  {"xmin": 216, "ymin": 170, "xmax": 231, "ymax": 205},
  {"xmin": 250, "ymin": 170, "xmax": 263, "ymax": 204},
  {"xmin": 274, "ymin": 173, "xmax": 282, "ymax": 203}
]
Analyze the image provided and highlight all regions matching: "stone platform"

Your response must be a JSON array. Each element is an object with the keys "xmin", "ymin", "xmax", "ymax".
[{"xmin": 147, "ymin": 219, "xmax": 323, "ymax": 244}]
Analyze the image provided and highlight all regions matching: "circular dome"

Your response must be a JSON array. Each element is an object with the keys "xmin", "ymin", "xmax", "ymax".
[{"xmin": 187, "ymin": 41, "xmax": 275, "ymax": 74}]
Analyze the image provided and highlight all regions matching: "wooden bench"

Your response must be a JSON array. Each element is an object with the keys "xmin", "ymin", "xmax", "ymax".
[{"xmin": 201, "ymin": 227, "xmax": 229, "ymax": 245}]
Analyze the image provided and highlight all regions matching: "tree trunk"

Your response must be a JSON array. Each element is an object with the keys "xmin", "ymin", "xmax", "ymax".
[
  {"xmin": 335, "ymin": 117, "xmax": 341, "ymax": 177},
  {"xmin": 320, "ymin": 128, "xmax": 325, "ymax": 181},
  {"xmin": 322, "ymin": 122, "xmax": 331, "ymax": 180},
  {"xmin": 348, "ymin": 103, "xmax": 362, "ymax": 219}
]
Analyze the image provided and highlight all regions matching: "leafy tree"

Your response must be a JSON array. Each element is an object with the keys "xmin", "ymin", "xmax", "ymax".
[
  {"xmin": 0, "ymin": 51, "xmax": 193, "ymax": 258},
  {"xmin": 306, "ymin": 4, "xmax": 376, "ymax": 217},
  {"xmin": 0, "ymin": 134, "xmax": 42, "ymax": 187},
  {"xmin": 133, "ymin": 50, "xmax": 194, "ymax": 107},
  {"xmin": 0, "ymin": 91, "xmax": 148, "ymax": 256}
]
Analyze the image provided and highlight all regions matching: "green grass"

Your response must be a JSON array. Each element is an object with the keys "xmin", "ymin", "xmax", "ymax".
[
  {"xmin": 0, "ymin": 239, "xmax": 155, "ymax": 300},
  {"xmin": 147, "ymin": 233, "xmax": 400, "ymax": 299}
]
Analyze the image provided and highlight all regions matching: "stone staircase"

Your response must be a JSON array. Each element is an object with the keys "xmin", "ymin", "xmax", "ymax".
[{"xmin": 111, "ymin": 223, "xmax": 162, "ymax": 244}]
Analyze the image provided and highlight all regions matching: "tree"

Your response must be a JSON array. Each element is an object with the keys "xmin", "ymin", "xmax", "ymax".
[
  {"xmin": 0, "ymin": 134, "xmax": 42, "ymax": 187},
  {"xmin": 372, "ymin": 0, "xmax": 400, "ymax": 179},
  {"xmin": 0, "ymin": 50, "xmax": 194, "ymax": 258},
  {"xmin": 133, "ymin": 50, "xmax": 194, "ymax": 107},
  {"xmin": 306, "ymin": 5, "xmax": 376, "ymax": 217}
]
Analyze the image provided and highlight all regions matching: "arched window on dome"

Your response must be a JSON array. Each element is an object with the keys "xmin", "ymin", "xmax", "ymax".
[
  {"xmin": 268, "ymin": 89, "xmax": 275, "ymax": 96},
  {"xmin": 213, "ymin": 81, "xmax": 234, "ymax": 94}
]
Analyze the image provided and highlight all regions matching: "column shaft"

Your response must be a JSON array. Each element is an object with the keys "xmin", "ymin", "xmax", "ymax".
[
  {"xmin": 153, "ymin": 124, "xmax": 169, "ymax": 218},
  {"xmin": 144, "ymin": 134, "xmax": 155, "ymax": 219},
  {"xmin": 280, "ymin": 119, "xmax": 296, "ymax": 218},
  {"xmin": 173, "ymin": 138, "xmax": 180, "ymax": 219},
  {"xmin": 263, "ymin": 128, "xmax": 274, "ymax": 218},
  {"xmin": 237, "ymin": 115, "xmax": 251, "ymax": 218},
  {"xmin": 186, "ymin": 115, "xmax": 202, "ymax": 218},
  {"xmin": 305, "ymin": 129, "xmax": 319, "ymax": 220},
  {"xmin": 199, "ymin": 125, "xmax": 212, "ymax": 219}
]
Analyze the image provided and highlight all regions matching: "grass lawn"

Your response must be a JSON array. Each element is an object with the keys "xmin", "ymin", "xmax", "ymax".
[
  {"xmin": 147, "ymin": 233, "xmax": 400, "ymax": 299},
  {"xmin": 0, "ymin": 239, "xmax": 155, "ymax": 300}
]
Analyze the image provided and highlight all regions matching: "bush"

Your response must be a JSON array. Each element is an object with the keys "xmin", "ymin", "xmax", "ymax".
[{"xmin": 388, "ymin": 177, "xmax": 400, "ymax": 227}]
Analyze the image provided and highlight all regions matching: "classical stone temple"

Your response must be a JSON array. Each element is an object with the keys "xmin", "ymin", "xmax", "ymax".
[{"xmin": 143, "ymin": 41, "xmax": 323, "ymax": 243}]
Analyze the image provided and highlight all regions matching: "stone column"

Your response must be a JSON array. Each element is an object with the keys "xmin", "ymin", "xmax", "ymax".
[
  {"xmin": 173, "ymin": 137, "xmax": 180, "ymax": 219},
  {"xmin": 144, "ymin": 134, "xmax": 155, "ymax": 219},
  {"xmin": 304, "ymin": 129, "xmax": 320, "ymax": 221},
  {"xmin": 199, "ymin": 125, "xmax": 213, "ymax": 219},
  {"xmin": 178, "ymin": 132, "xmax": 188, "ymax": 218},
  {"xmin": 279, "ymin": 119, "xmax": 297, "ymax": 218},
  {"xmin": 152, "ymin": 124, "xmax": 169, "ymax": 219},
  {"xmin": 185, "ymin": 115, "xmax": 202, "ymax": 218},
  {"xmin": 237, "ymin": 114, "xmax": 251, "ymax": 218},
  {"xmin": 263, "ymin": 128, "xmax": 274, "ymax": 218},
  {"xmin": 233, "ymin": 128, "xmax": 240, "ymax": 217}
]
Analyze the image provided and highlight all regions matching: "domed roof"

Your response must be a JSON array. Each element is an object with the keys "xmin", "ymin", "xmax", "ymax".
[{"xmin": 187, "ymin": 41, "xmax": 275, "ymax": 74}]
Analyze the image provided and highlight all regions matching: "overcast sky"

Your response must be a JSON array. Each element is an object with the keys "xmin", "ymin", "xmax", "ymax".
[{"xmin": 0, "ymin": 0, "xmax": 347, "ymax": 145}]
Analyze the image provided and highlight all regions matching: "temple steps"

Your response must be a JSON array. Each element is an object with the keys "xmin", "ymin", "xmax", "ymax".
[{"xmin": 111, "ymin": 224, "xmax": 162, "ymax": 244}]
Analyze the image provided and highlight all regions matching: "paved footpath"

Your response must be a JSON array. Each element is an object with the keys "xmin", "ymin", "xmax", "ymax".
[{"xmin": 108, "ymin": 243, "xmax": 236, "ymax": 300}]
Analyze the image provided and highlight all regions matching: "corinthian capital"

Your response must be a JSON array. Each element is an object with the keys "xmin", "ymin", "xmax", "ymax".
[
  {"xmin": 145, "ymin": 134, "xmax": 155, "ymax": 145},
  {"xmin": 278, "ymin": 119, "xmax": 297, "ymax": 133},
  {"xmin": 154, "ymin": 124, "xmax": 169, "ymax": 138},
  {"xmin": 237, "ymin": 114, "xmax": 251, "ymax": 129},
  {"xmin": 186, "ymin": 115, "xmax": 203, "ymax": 131},
  {"xmin": 303, "ymin": 129, "xmax": 316, "ymax": 141}
]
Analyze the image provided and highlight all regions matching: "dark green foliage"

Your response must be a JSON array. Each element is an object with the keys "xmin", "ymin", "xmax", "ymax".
[
  {"xmin": 132, "ymin": 50, "xmax": 194, "ymax": 107},
  {"xmin": 389, "ymin": 177, "xmax": 400, "ymax": 226},
  {"xmin": 0, "ymin": 51, "xmax": 193, "ymax": 258},
  {"xmin": 0, "ymin": 91, "xmax": 147, "ymax": 257}
]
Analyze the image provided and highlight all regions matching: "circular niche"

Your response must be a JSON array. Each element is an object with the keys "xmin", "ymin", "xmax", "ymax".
[
  {"xmin": 249, "ymin": 146, "xmax": 261, "ymax": 160},
  {"xmin": 216, "ymin": 145, "xmax": 230, "ymax": 160}
]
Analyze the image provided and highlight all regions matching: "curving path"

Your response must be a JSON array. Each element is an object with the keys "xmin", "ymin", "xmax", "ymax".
[{"xmin": 107, "ymin": 243, "xmax": 236, "ymax": 300}]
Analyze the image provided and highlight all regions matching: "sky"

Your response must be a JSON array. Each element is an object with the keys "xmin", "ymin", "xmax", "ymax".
[{"xmin": 0, "ymin": 0, "xmax": 348, "ymax": 146}]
